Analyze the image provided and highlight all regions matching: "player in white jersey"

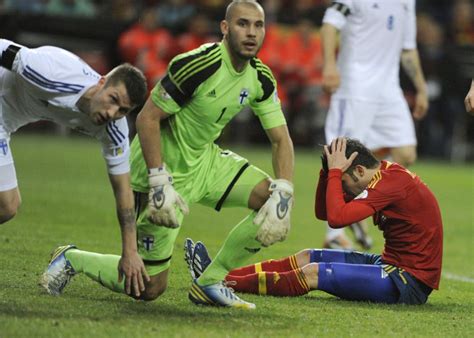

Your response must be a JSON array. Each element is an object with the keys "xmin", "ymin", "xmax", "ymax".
[
  {"xmin": 320, "ymin": 1, "xmax": 429, "ymax": 249},
  {"xmin": 0, "ymin": 39, "xmax": 149, "ymax": 296}
]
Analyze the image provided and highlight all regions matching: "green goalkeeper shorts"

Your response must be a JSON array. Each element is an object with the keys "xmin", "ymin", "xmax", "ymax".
[{"xmin": 134, "ymin": 146, "xmax": 269, "ymax": 276}]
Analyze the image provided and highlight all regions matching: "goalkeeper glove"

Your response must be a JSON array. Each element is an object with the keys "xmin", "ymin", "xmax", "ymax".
[
  {"xmin": 147, "ymin": 166, "xmax": 189, "ymax": 228},
  {"xmin": 254, "ymin": 179, "xmax": 294, "ymax": 247}
]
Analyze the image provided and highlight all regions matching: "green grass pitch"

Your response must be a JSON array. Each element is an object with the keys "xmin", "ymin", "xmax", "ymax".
[{"xmin": 0, "ymin": 134, "xmax": 473, "ymax": 337}]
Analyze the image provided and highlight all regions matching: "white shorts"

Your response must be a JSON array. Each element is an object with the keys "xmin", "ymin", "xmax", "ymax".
[
  {"xmin": 324, "ymin": 98, "xmax": 417, "ymax": 150},
  {"xmin": 0, "ymin": 124, "xmax": 17, "ymax": 191}
]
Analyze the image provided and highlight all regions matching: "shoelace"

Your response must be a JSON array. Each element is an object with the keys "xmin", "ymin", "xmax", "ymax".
[{"xmin": 219, "ymin": 282, "xmax": 239, "ymax": 300}]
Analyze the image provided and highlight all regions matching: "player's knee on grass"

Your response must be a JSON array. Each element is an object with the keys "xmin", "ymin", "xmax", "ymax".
[
  {"xmin": 0, "ymin": 190, "xmax": 21, "ymax": 224},
  {"xmin": 137, "ymin": 270, "xmax": 168, "ymax": 301}
]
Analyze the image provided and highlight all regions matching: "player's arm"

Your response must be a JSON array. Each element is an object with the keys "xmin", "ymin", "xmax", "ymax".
[
  {"xmin": 325, "ymin": 170, "xmax": 374, "ymax": 227},
  {"xmin": 323, "ymin": 138, "xmax": 374, "ymax": 227},
  {"xmin": 464, "ymin": 79, "xmax": 474, "ymax": 113},
  {"xmin": 135, "ymin": 90, "xmax": 188, "ymax": 228},
  {"xmin": 401, "ymin": 49, "xmax": 429, "ymax": 120},
  {"xmin": 108, "ymin": 173, "xmax": 149, "ymax": 297},
  {"xmin": 321, "ymin": 1, "xmax": 352, "ymax": 93},
  {"xmin": 253, "ymin": 124, "xmax": 295, "ymax": 247},
  {"xmin": 265, "ymin": 124, "xmax": 294, "ymax": 181},
  {"xmin": 321, "ymin": 22, "xmax": 340, "ymax": 94},
  {"xmin": 315, "ymin": 169, "xmax": 328, "ymax": 220},
  {"xmin": 135, "ymin": 97, "xmax": 168, "ymax": 169},
  {"xmin": 0, "ymin": 39, "xmax": 22, "ymax": 71}
]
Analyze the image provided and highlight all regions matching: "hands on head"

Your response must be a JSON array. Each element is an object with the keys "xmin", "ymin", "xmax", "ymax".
[{"xmin": 323, "ymin": 137, "xmax": 358, "ymax": 172}]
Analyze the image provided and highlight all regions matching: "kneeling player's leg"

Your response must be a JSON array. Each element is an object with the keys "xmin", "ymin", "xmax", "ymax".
[
  {"xmin": 64, "ymin": 194, "xmax": 181, "ymax": 300},
  {"xmin": 64, "ymin": 247, "xmax": 170, "ymax": 300},
  {"xmin": 316, "ymin": 262, "xmax": 399, "ymax": 303},
  {"xmin": 0, "ymin": 133, "xmax": 21, "ymax": 223},
  {"xmin": 0, "ymin": 184, "xmax": 20, "ymax": 224},
  {"xmin": 197, "ymin": 164, "xmax": 270, "ymax": 286}
]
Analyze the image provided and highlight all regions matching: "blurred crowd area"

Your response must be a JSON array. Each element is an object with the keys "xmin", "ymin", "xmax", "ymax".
[{"xmin": 1, "ymin": 0, "xmax": 473, "ymax": 161}]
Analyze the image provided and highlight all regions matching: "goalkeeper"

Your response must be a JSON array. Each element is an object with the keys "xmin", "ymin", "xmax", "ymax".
[
  {"xmin": 42, "ymin": 0, "xmax": 294, "ymax": 309},
  {"xmin": 186, "ymin": 138, "xmax": 443, "ymax": 305}
]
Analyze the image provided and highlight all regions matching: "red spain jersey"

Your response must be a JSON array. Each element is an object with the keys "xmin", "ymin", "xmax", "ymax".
[{"xmin": 315, "ymin": 161, "xmax": 443, "ymax": 289}]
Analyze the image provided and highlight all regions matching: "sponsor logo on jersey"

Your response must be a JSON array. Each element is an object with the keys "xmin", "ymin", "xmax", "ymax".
[
  {"xmin": 112, "ymin": 146, "xmax": 124, "ymax": 156},
  {"xmin": 142, "ymin": 235, "xmax": 155, "ymax": 251},
  {"xmin": 239, "ymin": 89, "xmax": 249, "ymax": 105},
  {"xmin": 206, "ymin": 89, "xmax": 217, "ymax": 97},
  {"xmin": 0, "ymin": 139, "xmax": 8, "ymax": 156}
]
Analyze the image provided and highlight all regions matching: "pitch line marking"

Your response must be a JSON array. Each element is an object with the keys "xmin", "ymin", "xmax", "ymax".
[{"xmin": 443, "ymin": 272, "xmax": 474, "ymax": 284}]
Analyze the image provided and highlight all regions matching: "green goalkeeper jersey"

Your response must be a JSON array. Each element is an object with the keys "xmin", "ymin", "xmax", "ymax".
[{"xmin": 131, "ymin": 42, "xmax": 286, "ymax": 191}]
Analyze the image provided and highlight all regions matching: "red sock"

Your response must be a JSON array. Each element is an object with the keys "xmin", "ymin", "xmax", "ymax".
[
  {"xmin": 225, "ymin": 269, "xmax": 310, "ymax": 297},
  {"xmin": 227, "ymin": 255, "xmax": 298, "ymax": 276}
]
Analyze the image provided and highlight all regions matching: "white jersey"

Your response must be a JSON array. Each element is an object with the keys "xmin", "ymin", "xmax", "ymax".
[
  {"xmin": 0, "ymin": 39, "xmax": 130, "ymax": 175},
  {"xmin": 323, "ymin": 0, "xmax": 417, "ymax": 102}
]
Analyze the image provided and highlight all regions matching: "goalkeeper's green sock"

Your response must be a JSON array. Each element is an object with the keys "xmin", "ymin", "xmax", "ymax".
[
  {"xmin": 197, "ymin": 212, "xmax": 262, "ymax": 286},
  {"xmin": 66, "ymin": 249, "xmax": 125, "ymax": 293}
]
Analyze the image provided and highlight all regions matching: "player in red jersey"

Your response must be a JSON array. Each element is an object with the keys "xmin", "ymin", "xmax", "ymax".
[{"xmin": 185, "ymin": 138, "xmax": 443, "ymax": 304}]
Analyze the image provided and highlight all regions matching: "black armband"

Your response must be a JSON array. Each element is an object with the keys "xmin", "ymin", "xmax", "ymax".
[
  {"xmin": 1, "ymin": 44, "xmax": 21, "ymax": 70},
  {"xmin": 331, "ymin": 2, "xmax": 351, "ymax": 16}
]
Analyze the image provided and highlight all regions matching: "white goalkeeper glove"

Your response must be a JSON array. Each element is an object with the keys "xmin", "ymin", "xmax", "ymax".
[
  {"xmin": 147, "ymin": 167, "xmax": 189, "ymax": 228},
  {"xmin": 254, "ymin": 179, "xmax": 294, "ymax": 247}
]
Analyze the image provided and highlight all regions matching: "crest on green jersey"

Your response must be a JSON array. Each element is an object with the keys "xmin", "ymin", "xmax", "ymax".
[{"xmin": 239, "ymin": 89, "xmax": 249, "ymax": 105}]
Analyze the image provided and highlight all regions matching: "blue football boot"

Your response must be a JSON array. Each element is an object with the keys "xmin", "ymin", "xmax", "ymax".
[{"xmin": 40, "ymin": 245, "xmax": 77, "ymax": 296}]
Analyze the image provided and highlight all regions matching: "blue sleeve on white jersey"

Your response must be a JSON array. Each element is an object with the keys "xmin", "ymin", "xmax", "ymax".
[{"xmin": 100, "ymin": 118, "xmax": 130, "ymax": 175}]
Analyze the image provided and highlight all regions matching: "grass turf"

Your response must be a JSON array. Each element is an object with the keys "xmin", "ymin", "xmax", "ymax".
[{"xmin": 0, "ymin": 134, "xmax": 473, "ymax": 337}]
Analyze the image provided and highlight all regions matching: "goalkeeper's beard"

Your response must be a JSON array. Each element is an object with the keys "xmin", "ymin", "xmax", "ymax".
[{"xmin": 226, "ymin": 29, "xmax": 262, "ymax": 61}]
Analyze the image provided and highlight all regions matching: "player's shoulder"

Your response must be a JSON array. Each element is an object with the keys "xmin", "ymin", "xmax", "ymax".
[
  {"xmin": 248, "ymin": 57, "xmax": 277, "ymax": 102},
  {"xmin": 103, "ymin": 117, "xmax": 129, "ymax": 147},
  {"xmin": 168, "ymin": 42, "xmax": 222, "ymax": 76},
  {"xmin": 249, "ymin": 57, "xmax": 275, "ymax": 79},
  {"xmin": 369, "ymin": 161, "xmax": 415, "ymax": 190},
  {"xmin": 21, "ymin": 45, "xmax": 100, "ymax": 85}
]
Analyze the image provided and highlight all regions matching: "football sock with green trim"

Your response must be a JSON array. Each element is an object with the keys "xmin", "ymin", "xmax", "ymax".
[
  {"xmin": 197, "ymin": 212, "xmax": 261, "ymax": 286},
  {"xmin": 66, "ymin": 249, "xmax": 125, "ymax": 293}
]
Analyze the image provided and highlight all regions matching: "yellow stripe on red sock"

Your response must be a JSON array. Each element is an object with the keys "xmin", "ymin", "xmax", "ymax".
[
  {"xmin": 295, "ymin": 268, "xmax": 310, "ymax": 292},
  {"xmin": 257, "ymin": 272, "xmax": 267, "ymax": 295},
  {"xmin": 289, "ymin": 255, "xmax": 298, "ymax": 270}
]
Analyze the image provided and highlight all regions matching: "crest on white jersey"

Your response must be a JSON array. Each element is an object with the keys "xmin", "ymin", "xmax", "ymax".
[{"xmin": 0, "ymin": 139, "xmax": 8, "ymax": 156}]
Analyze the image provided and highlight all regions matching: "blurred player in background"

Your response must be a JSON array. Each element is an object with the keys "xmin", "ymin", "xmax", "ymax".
[
  {"xmin": 464, "ymin": 79, "xmax": 474, "ymax": 113},
  {"xmin": 0, "ymin": 39, "xmax": 149, "ymax": 296},
  {"xmin": 186, "ymin": 137, "xmax": 443, "ymax": 305},
  {"xmin": 320, "ymin": 0, "xmax": 429, "ymax": 250},
  {"xmin": 43, "ymin": 0, "xmax": 294, "ymax": 309}
]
